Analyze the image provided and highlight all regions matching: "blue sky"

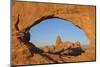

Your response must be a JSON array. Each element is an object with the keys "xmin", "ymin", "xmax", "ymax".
[{"xmin": 29, "ymin": 18, "xmax": 89, "ymax": 47}]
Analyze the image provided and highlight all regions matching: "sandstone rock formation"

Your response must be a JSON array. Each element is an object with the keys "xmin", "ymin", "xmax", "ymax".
[
  {"xmin": 42, "ymin": 46, "xmax": 49, "ymax": 53},
  {"xmin": 41, "ymin": 36, "xmax": 84, "ymax": 56},
  {"xmin": 63, "ymin": 41, "xmax": 73, "ymax": 50},
  {"xmin": 56, "ymin": 36, "xmax": 62, "ymax": 46},
  {"xmin": 12, "ymin": 1, "xmax": 96, "ymax": 66}
]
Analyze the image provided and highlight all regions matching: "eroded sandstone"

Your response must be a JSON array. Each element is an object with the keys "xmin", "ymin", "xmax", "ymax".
[{"xmin": 12, "ymin": 1, "xmax": 96, "ymax": 65}]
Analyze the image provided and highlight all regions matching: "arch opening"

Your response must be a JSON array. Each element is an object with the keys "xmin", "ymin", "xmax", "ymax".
[{"xmin": 29, "ymin": 18, "xmax": 89, "ymax": 48}]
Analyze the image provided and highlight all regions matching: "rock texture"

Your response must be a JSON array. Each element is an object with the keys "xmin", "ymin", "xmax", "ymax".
[{"xmin": 12, "ymin": 1, "xmax": 96, "ymax": 66}]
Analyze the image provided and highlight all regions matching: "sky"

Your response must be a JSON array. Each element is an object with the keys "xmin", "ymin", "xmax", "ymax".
[{"xmin": 29, "ymin": 18, "xmax": 89, "ymax": 47}]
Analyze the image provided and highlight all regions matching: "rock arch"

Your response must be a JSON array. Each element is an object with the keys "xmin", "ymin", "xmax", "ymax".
[{"xmin": 12, "ymin": 2, "xmax": 96, "ymax": 65}]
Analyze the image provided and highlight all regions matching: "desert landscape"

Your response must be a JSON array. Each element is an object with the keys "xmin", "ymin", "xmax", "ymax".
[{"xmin": 12, "ymin": 1, "xmax": 96, "ymax": 66}]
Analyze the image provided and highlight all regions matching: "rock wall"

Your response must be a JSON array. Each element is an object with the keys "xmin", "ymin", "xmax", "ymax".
[{"xmin": 12, "ymin": 1, "xmax": 96, "ymax": 65}]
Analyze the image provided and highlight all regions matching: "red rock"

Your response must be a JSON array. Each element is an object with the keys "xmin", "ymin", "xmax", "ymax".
[
  {"xmin": 42, "ymin": 46, "xmax": 49, "ymax": 53},
  {"xmin": 55, "ymin": 36, "xmax": 62, "ymax": 46}
]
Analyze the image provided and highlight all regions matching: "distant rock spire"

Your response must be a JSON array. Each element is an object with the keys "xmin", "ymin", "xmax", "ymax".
[{"xmin": 55, "ymin": 35, "xmax": 62, "ymax": 45}]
